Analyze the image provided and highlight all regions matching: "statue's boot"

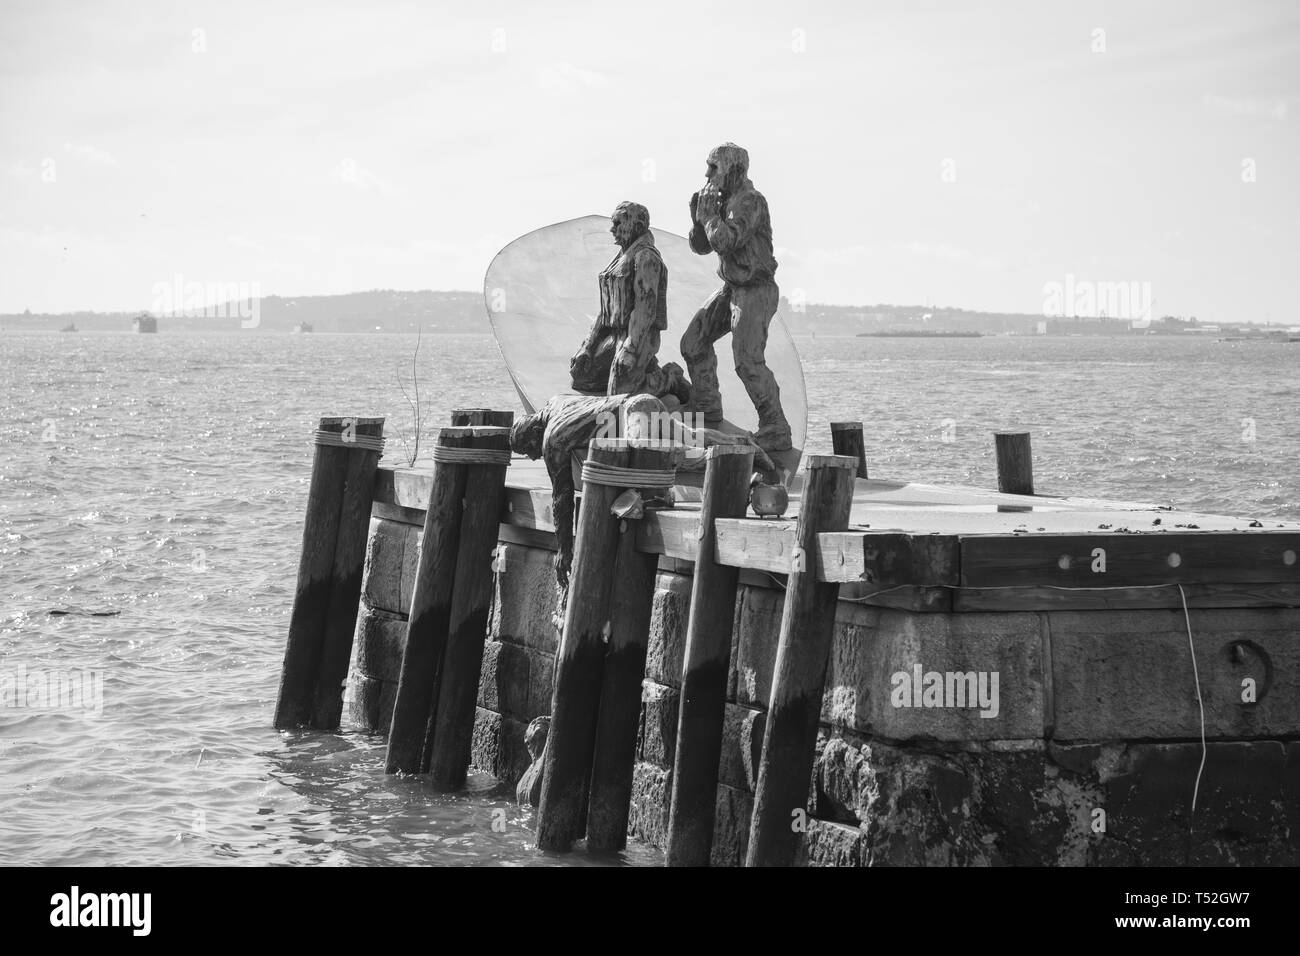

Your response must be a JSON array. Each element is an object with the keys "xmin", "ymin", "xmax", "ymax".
[
  {"xmin": 753, "ymin": 420, "xmax": 792, "ymax": 453},
  {"xmin": 660, "ymin": 362, "xmax": 693, "ymax": 407}
]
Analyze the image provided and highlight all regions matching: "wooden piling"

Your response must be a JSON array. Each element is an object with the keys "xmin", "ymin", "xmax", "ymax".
[
  {"xmin": 830, "ymin": 422, "xmax": 868, "ymax": 479},
  {"xmin": 536, "ymin": 439, "xmax": 628, "ymax": 851},
  {"xmin": 995, "ymin": 431, "xmax": 1034, "ymax": 495},
  {"xmin": 586, "ymin": 439, "xmax": 678, "ymax": 852},
  {"xmin": 428, "ymin": 426, "xmax": 513, "ymax": 788},
  {"xmin": 451, "ymin": 408, "xmax": 515, "ymax": 427},
  {"xmin": 385, "ymin": 427, "xmax": 473, "ymax": 774},
  {"xmin": 746, "ymin": 455, "xmax": 857, "ymax": 867},
  {"xmin": 275, "ymin": 416, "xmax": 385, "ymax": 730},
  {"xmin": 664, "ymin": 444, "xmax": 755, "ymax": 866}
]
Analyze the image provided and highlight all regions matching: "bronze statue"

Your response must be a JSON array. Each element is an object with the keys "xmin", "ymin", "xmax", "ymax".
[
  {"xmin": 682, "ymin": 144, "xmax": 792, "ymax": 453},
  {"xmin": 510, "ymin": 392, "xmax": 666, "ymax": 588},
  {"xmin": 570, "ymin": 202, "xmax": 690, "ymax": 405},
  {"xmin": 515, "ymin": 716, "xmax": 550, "ymax": 806},
  {"xmin": 510, "ymin": 390, "xmax": 778, "ymax": 588}
]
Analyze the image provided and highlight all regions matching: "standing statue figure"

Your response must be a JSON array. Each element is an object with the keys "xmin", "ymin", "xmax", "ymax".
[
  {"xmin": 570, "ymin": 201, "xmax": 690, "ymax": 406},
  {"xmin": 681, "ymin": 143, "xmax": 792, "ymax": 453}
]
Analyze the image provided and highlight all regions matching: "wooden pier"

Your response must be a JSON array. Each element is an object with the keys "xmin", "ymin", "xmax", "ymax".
[
  {"xmin": 374, "ymin": 458, "xmax": 1300, "ymax": 613},
  {"xmin": 279, "ymin": 414, "xmax": 1300, "ymax": 867}
]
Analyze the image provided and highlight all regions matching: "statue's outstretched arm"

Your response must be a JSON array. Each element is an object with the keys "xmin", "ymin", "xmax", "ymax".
[
  {"xmin": 675, "ymin": 420, "xmax": 776, "ymax": 474},
  {"xmin": 545, "ymin": 448, "xmax": 576, "ymax": 588}
]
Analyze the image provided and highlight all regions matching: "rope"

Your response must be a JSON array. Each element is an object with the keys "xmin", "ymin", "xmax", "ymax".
[
  {"xmin": 314, "ymin": 429, "xmax": 385, "ymax": 452},
  {"xmin": 431, "ymin": 445, "xmax": 513, "ymax": 466},
  {"xmin": 580, "ymin": 460, "xmax": 677, "ymax": 488}
]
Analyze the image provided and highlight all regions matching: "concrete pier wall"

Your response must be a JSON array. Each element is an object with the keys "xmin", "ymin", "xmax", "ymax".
[{"xmin": 348, "ymin": 514, "xmax": 1300, "ymax": 866}]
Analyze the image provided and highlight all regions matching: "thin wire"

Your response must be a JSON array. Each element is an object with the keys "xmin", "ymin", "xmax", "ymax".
[{"xmin": 1179, "ymin": 583, "xmax": 1208, "ymax": 821}]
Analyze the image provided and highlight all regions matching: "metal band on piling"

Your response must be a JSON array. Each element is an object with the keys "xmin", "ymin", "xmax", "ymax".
[
  {"xmin": 430, "ymin": 445, "xmax": 513, "ymax": 466},
  {"xmin": 579, "ymin": 460, "xmax": 676, "ymax": 488},
  {"xmin": 313, "ymin": 429, "xmax": 386, "ymax": 453}
]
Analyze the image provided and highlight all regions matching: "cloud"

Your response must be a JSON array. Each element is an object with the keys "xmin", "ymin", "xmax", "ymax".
[
  {"xmin": 334, "ymin": 234, "xmax": 508, "ymax": 288},
  {"xmin": 534, "ymin": 61, "xmax": 608, "ymax": 93},
  {"xmin": 329, "ymin": 159, "xmax": 398, "ymax": 196},
  {"xmin": 788, "ymin": 240, "xmax": 1003, "ymax": 272},
  {"xmin": 226, "ymin": 234, "xmax": 270, "ymax": 254},
  {"xmin": 1202, "ymin": 94, "xmax": 1287, "ymax": 120},
  {"xmin": 0, "ymin": 225, "xmax": 68, "ymax": 252},
  {"xmin": 891, "ymin": 240, "xmax": 1005, "ymax": 271},
  {"xmin": 63, "ymin": 142, "xmax": 118, "ymax": 166}
]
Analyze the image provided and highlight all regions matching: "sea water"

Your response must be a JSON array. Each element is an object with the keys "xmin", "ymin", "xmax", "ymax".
[{"xmin": 1, "ymin": 331, "xmax": 1296, "ymax": 865}]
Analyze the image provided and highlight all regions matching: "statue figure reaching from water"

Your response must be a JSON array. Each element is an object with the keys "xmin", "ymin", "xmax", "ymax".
[
  {"xmin": 570, "ymin": 201, "xmax": 690, "ymax": 405},
  {"xmin": 510, "ymin": 393, "xmax": 660, "ymax": 589},
  {"xmin": 510, "ymin": 391, "xmax": 774, "ymax": 588},
  {"xmin": 682, "ymin": 143, "xmax": 792, "ymax": 453}
]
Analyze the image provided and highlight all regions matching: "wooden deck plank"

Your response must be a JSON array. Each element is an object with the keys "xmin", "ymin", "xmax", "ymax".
[
  {"xmin": 635, "ymin": 508, "xmax": 701, "ymax": 563},
  {"xmin": 712, "ymin": 520, "xmax": 960, "ymax": 587},
  {"xmin": 960, "ymin": 532, "xmax": 1300, "ymax": 587}
]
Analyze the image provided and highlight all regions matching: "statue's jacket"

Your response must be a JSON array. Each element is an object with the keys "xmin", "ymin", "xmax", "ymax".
[{"xmin": 596, "ymin": 230, "xmax": 668, "ymax": 337}]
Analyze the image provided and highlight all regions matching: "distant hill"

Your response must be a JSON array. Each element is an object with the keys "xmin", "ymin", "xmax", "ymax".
[
  {"xmin": 780, "ymin": 302, "xmax": 1130, "ymax": 337},
  {"xmin": 250, "ymin": 290, "xmax": 485, "ymax": 333},
  {"xmin": 0, "ymin": 290, "xmax": 485, "ymax": 333},
  {"xmin": 0, "ymin": 289, "xmax": 1229, "ymax": 336}
]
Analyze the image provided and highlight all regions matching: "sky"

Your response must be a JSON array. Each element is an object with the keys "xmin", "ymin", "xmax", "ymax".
[{"xmin": 1, "ymin": 0, "xmax": 1297, "ymax": 321}]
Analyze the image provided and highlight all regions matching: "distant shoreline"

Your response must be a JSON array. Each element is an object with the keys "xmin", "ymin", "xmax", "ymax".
[
  {"xmin": 858, "ymin": 330, "xmax": 983, "ymax": 338},
  {"xmin": 7, "ymin": 327, "xmax": 1293, "ymax": 342}
]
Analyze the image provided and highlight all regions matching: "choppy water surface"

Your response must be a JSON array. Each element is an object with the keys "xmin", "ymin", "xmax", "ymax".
[{"xmin": 1, "ymin": 331, "xmax": 1296, "ymax": 865}]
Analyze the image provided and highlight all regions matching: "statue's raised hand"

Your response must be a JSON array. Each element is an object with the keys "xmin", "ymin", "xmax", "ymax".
[{"xmin": 697, "ymin": 182, "xmax": 722, "ymax": 218}]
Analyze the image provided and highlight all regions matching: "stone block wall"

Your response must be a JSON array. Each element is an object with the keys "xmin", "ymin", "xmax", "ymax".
[
  {"xmin": 475, "ymin": 543, "xmax": 559, "ymax": 783},
  {"xmin": 345, "ymin": 517, "xmax": 418, "ymax": 734},
  {"xmin": 351, "ymin": 516, "xmax": 1300, "ymax": 866},
  {"xmin": 346, "ymin": 523, "xmax": 556, "ymax": 785}
]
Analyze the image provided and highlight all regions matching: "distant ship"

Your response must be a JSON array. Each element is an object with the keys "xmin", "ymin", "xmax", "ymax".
[
  {"xmin": 858, "ymin": 329, "xmax": 982, "ymax": 338},
  {"xmin": 292, "ymin": 322, "xmax": 314, "ymax": 333},
  {"xmin": 133, "ymin": 313, "xmax": 158, "ymax": 333},
  {"xmin": 60, "ymin": 322, "xmax": 77, "ymax": 333}
]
